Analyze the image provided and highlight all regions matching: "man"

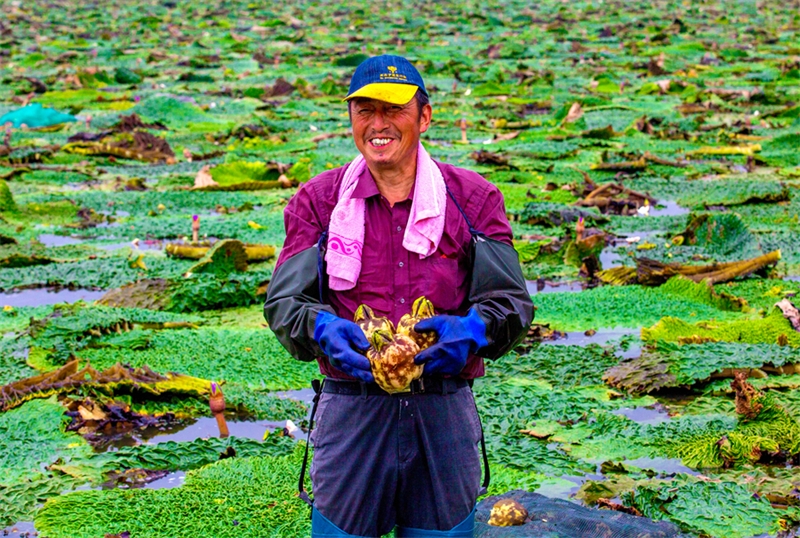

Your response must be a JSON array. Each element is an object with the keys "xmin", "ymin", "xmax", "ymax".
[{"xmin": 265, "ymin": 55, "xmax": 533, "ymax": 537}]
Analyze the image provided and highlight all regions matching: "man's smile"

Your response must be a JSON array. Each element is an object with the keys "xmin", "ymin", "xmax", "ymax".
[{"xmin": 369, "ymin": 137, "xmax": 394, "ymax": 148}]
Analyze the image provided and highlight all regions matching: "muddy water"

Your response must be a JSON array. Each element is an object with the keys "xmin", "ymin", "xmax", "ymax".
[{"xmin": 0, "ymin": 287, "xmax": 107, "ymax": 307}]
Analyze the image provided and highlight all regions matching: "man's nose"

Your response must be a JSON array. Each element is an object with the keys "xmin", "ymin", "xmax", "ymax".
[{"xmin": 370, "ymin": 109, "xmax": 390, "ymax": 131}]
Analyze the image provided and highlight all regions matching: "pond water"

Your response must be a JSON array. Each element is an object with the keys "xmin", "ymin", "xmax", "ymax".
[
  {"xmin": 541, "ymin": 328, "xmax": 640, "ymax": 348},
  {"xmin": 623, "ymin": 457, "xmax": 700, "ymax": 476},
  {"xmin": 97, "ymin": 415, "xmax": 297, "ymax": 452},
  {"xmin": 0, "ymin": 287, "xmax": 106, "ymax": 307},
  {"xmin": 599, "ymin": 231, "xmax": 662, "ymax": 270},
  {"xmin": 649, "ymin": 200, "xmax": 690, "ymax": 217},
  {"xmin": 1, "ymin": 521, "xmax": 36, "ymax": 537},
  {"xmin": 95, "ymin": 239, "xmax": 164, "ymax": 251},
  {"xmin": 36, "ymin": 233, "xmax": 86, "ymax": 247},
  {"xmin": 144, "ymin": 471, "xmax": 186, "ymax": 490},
  {"xmin": 613, "ymin": 406, "xmax": 671, "ymax": 425},
  {"xmin": 526, "ymin": 280, "xmax": 584, "ymax": 295},
  {"xmin": 271, "ymin": 387, "xmax": 317, "ymax": 406}
]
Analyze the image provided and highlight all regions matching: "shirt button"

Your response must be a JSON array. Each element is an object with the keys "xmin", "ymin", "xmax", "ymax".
[
  {"xmin": 396, "ymin": 226, "xmax": 402, "ymax": 232},
  {"xmin": 398, "ymin": 262, "xmax": 404, "ymax": 267},
  {"xmin": 399, "ymin": 298, "xmax": 405, "ymax": 304}
]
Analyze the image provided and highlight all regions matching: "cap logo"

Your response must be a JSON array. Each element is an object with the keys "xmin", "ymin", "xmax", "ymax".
[{"xmin": 380, "ymin": 65, "xmax": 407, "ymax": 81}]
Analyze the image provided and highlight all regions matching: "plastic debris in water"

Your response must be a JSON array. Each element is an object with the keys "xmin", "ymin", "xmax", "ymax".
[
  {"xmin": 284, "ymin": 419, "xmax": 301, "ymax": 439},
  {"xmin": 209, "ymin": 381, "xmax": 229, "ymax": 438},
  {"xmin": 637, "ymin": 199, "xmax": 651, "ymax": 217}
]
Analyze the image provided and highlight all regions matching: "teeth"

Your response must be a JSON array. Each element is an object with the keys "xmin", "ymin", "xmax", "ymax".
[{"xmin": 372, "ymin": 138, "xmax": 391, "ymax": 147}]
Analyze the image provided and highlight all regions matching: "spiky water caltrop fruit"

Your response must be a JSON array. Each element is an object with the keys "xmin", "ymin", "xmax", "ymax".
[
  {"xmin": 354, "ymin": 304, "xmax": 394, "ymax": 340},
  {"xmin": 488, "ymin": 499, "xmax": 528, "ymax": 526},
  {"xmin": 396, "ymin": 296, "xmax": 437, "ymax": 351},
  {"xmin": 367, "ymin": 329, "xmax": 423, "ymax": 394}
]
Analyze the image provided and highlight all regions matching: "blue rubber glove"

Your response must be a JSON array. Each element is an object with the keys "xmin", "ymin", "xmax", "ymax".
[
  {"xmin": 413, "ymin": 309, "xmax": 489, "ymax": 376},
  {"xmin": 313, "ymin": 311, "xmax": 374, "ymax": 383}
]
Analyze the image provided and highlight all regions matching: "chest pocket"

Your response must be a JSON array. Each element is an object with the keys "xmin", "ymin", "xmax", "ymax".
[{"xmin": 414, "ymin": 241, "xmax": 469, "ymax": 314}]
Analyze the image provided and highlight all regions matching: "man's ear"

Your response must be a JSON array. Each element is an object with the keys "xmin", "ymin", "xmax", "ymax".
[{"xmin": 419, "ymin": 103, "xmax": 433, "ymax": 134}]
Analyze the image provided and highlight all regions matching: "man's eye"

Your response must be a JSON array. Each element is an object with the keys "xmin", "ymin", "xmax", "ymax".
[{"xmin": 390, "ymin": 106, "xmax": 403, "ymax": 112}]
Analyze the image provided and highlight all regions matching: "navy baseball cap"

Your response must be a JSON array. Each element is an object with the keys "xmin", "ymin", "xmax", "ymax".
[{"xmin": 344, "ymin": 55, "xmax": 428, "ymax": 105}]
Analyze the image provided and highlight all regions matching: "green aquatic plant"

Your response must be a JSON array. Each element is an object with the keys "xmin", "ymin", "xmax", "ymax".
[
  {"xmin": 0, "ymin": 397, "xmax": 91, "ymax": 526},
  {"xmin": 532, "ymin": 283, "xmax": 743, "ymax": 332},
  {"xmin": 0, "ymin": 180, "xmax": 16, "ymax": 213},
  {"xmin": 36, "ymin": 449, "xmax": 311, "ymax": 538},
  {"xmin": 496, "ymin": 343, "xmax": 620, "ymax": 387},
  {"xmin": 207, "ymin": 161, "xmax": 287, "ymax": 190},
  {"xmin": 25, "ymin": 303, "xmax": 202, "ymax": 365},
  {"xmin": 623, "ymin": 479, "xmax": 783, "ymax": 538},
  {"xmin": 604, "ymin": 341, "xmax": 800, "ymax": 393},
  {"xmin": 81, "ymin": 327, "xmax": 317, "ymax": 391},
  {"xmin": 671, "ymin": 375, "xmax": 800, "ymax": 468},
  {"xmin": 186, "ymin": 239, "xmax": 249, "ymax": 277},
  {"xmin": 642, "ymin": 308, "xmax": 800, "ymax": 346}
]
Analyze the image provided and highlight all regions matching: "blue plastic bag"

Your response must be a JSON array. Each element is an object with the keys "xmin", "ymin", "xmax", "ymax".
[{"xmin": 0, "ymin": 103, "xmax": 77, "ymax": 129}]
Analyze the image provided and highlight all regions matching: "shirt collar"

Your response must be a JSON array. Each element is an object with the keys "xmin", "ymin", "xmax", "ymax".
[{"xmin": 351, "ymin": 166, "xmax": 416, "ymax": 201}]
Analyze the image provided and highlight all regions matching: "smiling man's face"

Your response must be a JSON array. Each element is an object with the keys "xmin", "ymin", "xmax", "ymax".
[{"xmin": 349, "ymin": 95, "xmax": 432, "ymax": 174}]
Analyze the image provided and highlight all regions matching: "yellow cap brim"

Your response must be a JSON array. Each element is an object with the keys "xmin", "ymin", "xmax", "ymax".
[{"xmin": 344, "ymin": 83, "xmax": 418, "ymax": 105}]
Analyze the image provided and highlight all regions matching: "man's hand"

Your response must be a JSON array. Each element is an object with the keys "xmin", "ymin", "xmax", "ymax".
[
  {"xmin": 413, "ymin": 309, "xmax": 489, "ymax": 376},
  {"xmin": 314, "ymin": 311, "xmax": 374, "ymax": 383}
]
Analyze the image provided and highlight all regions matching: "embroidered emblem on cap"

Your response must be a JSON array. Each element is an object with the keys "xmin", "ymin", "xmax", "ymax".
[{"xmin": 380, "ymin": 65, "xmax": 408, "ymax": 81}]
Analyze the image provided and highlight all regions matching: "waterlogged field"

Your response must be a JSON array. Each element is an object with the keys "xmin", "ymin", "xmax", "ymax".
[{"xmin": 1, "ymin": 0, "xmax": 800, "ymax": 536}]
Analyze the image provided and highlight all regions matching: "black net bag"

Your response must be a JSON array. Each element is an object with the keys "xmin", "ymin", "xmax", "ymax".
[{"xmin": 475, "ymin": 491, "xmax": 688, "ymax": 538}]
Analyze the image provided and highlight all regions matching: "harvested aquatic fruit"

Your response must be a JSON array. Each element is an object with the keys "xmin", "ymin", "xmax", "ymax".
[
  {"xmin": 488, "ymin": 498, "xmax": 528, "ymax": 526},
  {"xmin": 354, "ymin": 304, "xmax": 394, "ymax": 340},
  {"xmin": 367, "ymin": 329, "xmax": 423, "ymax": 394},
  {"xmin": 396, "ymin": 296, "xmax": 437, "ymax": 350}
]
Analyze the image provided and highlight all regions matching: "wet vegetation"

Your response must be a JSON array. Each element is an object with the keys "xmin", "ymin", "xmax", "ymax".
[{"xmin": 2, "ymin": 0, "xmax": 800, "ymax": 536}]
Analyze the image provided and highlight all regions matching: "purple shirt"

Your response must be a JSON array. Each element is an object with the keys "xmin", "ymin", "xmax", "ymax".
[{"xmin": 276, "ymin": 160, "xmax": 513, "ymax": 380}]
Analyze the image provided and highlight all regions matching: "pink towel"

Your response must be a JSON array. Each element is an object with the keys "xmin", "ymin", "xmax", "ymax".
[{"xmin": 326, "ymin": 142, "xmax": 446, "ymax": 291}]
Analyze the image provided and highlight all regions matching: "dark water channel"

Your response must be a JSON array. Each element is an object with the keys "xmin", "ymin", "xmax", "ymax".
[{"xmin": 0, "ymin": 287, "xmax": 106, "ymax": 307}]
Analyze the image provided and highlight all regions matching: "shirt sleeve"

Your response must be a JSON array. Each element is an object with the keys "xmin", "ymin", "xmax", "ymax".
[
  {"xmin": 275, "ymin": 183, "xmax": 328, "ymax": 268},
  {"xmin": 265, "ymin": 181, "xmax": 334, "ymax": 362}
]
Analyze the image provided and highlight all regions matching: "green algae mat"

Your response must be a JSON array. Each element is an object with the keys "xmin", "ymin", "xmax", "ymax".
[{"xmin": 3, "ymin": 0, "xmax": 800, "ymax": 536}]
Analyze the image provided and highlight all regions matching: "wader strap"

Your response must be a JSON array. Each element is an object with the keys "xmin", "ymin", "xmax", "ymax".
[
  {"xmin": 478, "ymin": 421, "xmax": 490, "ymax": 496},
  {"xmin": 446, "ymin": 184, "xmax": 492, "ymax": 496},
  {"xmin": 445, "ymin": 184, "xmax": 480, "ymax": 237},
  {"xmin": 316, "ymin": 228, "xmax": 329, "ymax": 303},
  {"xmin": 299, "ymin": 378, "xmax": 324, "ymax": 507}
]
